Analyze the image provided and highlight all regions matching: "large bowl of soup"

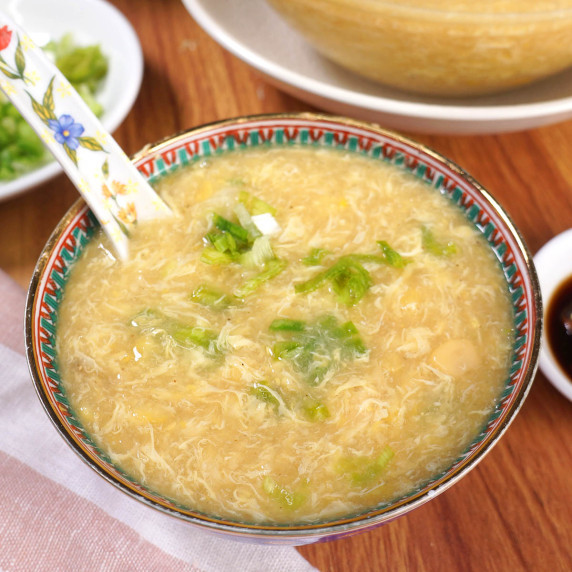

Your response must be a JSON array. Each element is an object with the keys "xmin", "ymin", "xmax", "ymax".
[
  {"xmin": 25, "ymin": 113, "xmax": 541, "ymax": 544},
  {"xmin": 264, "ymin": 0, "xmax": 572, "ymax": 97}
]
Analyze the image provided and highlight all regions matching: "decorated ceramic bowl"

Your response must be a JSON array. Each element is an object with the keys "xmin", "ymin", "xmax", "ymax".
[
  {"xmin": 25, "ymin": 114, "xmax": 541, "ymax": 545},
  {"xmin": 264, "ymin": 0, "xmax": 572, "ymax": 97}
]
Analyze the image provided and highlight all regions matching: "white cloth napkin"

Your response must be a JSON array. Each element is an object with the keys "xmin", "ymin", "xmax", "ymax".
[{"xmin": 0, "ymin": 270, "xmax": 318, "ymax": 572}]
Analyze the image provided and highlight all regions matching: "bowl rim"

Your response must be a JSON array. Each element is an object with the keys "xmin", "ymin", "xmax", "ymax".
[{"xmin": 25, "ymin": 112, "xmax": 542, "ymax": 540}]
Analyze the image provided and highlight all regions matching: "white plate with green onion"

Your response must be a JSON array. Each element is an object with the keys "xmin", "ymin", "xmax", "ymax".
[{"xmin": 0, "ymin": 0, "xmax": 143, "ymax": 202}]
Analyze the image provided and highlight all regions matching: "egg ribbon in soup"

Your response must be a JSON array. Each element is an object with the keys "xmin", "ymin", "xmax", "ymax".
[{"xmin": 57, "ymin": 146, "xmax": 514, "ymax": 524}]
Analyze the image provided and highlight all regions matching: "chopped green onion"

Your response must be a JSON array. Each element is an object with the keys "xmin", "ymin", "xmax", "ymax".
[
  {"xmin": 190, "ymin": 285, "xmax": 235, "ymax": 310},
  {"xmin": 293, "ymin": 267, "xmax": 331, "ymax": 295},
  {"xmin": 337, "ymin": 445, "xmax": 395, "ymax": 486},
  {"xmin": 296, "ymin": 241, "xmax": 410, "ymax": 305},
  {"xmin": 263, "ymin": 476, "xmax": 305, "ymax": 510},
  {"xmin": 422, "ymin": 226, "xmax": 457, "ymax": 256},
  {"xmin": 329, "ymin": 258, "xmax": 372, "ymax": 306},
  {"xmin": 352, "ymin": 446, "xmax": 395, "ymax": 485},
  {"xmin": 131, "ymin": 308, "xmax": 221, "ymax": 358},
  {"xmin": 248, "ymin": 380, "xmax": 329, "ymax": 423},
  {"xmin": 233, "ymin": 202, "xmax": 262, "ymax": 241},
  {"xmin": 171, "ymin": 325, "xmax": 219, "ymax": 352},
  {"xmin": 239, "ymin": 236, "xmax": 275, "ymax": 269},
  {"xmin": 302, "ymin": 398, "xmax": 330, "ymax": 422},
  {"xmin": 239, "ymin": 190, "xmax": 277, "ymax": 216},
  {"xmin": 336, "ymin": 320, "xmax": 358, "ymax": 336},
  {"xmin": 269, "ymin": 314, "xmax": 367, "ymax": 386},
  {"xmin": 272, "ymin": 340, "xmax": 302, "ymax": 358},
  {"xmin": 0, "ymin": 98, "xmax": 48, "ymax": 179},
  {"xmin": 211, "ymin": 232, "xmax": 237, "ymax": 254},
  {"xmin": 213, "ymin": 213, "xmax": 250, "ymax": 243},
  {"xmin": 201, "ymin": 200, "xmax": 281, "ymax": 271},
  {"xmin": 376, "ymin": 240, "xmax": 411, "ymax": 268},
  {"xmin": 301, "ymin": 248, "xmax": 332, "ymax": 266},
  {"xmin": 130, "ymin": 308, "xmax": 163, "ymax": 328},
  {"xmin": 234, "ymin": 259, "xmax": 287, "ymax": 298},
  {"xmin": 47, "ymin": 34, "xmax": 108, "ymax": 92},
  {"xmin": 295, "ymin": 256, "xmax": 372, "ymax": 306},
  {"xmin": 269, "ymin": 318, "xmax": 306, "ymax": 332},
  {"xmin": 200, "ymin": 247, "xmax": 234, "ymax": 265},
  {"xmin": 249, "ymin": 381, "xmax": 281, "ymax": 410}
]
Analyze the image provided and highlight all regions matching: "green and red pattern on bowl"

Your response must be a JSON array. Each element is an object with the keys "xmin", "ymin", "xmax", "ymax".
[{"xmin": 25, "ymin": 114, "xmax": 541, "ymax": 545}]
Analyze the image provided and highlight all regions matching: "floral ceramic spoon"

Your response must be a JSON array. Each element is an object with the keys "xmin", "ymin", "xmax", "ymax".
[{"xmin": 0, "ymin": 14, "xmax": 171, "ymax": 260}]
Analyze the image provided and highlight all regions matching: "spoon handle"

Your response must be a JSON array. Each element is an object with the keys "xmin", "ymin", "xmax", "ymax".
[{"xmin": 0, "ymin": 14, "xmax": 171, "ymax": 260}]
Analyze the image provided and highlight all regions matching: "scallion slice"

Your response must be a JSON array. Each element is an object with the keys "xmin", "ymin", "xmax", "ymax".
[
  {"xmin": 376, "ymin": 240, "xmax": 411, "ymax": 267},
  {"xmin": 262, "ymin": 476, "xmax": 305, "ymax": 510},
  {"xmin": 301, "ymin": 248, "xmax": 331, "ymax": 266},
  {"xmin": 234, "ymin": 258, "xmax": 287, "ymax": 298},
  {"xmin": 269, "ymin": 318, "xmax": 306, "ymax": 332},
  {"xmin": 269, "ymin": 314, "xmax": 367, "ymax": 386},
  {"xmin": 239, "ymin": 236, "xmax": 275, "ymax": 269},
  {"xmin": 239, "ymin": 190, "xmax": 277, "ymax": 216},
  {"xmin": 421, "ymin": 226, "xmax": 457, "ymax": 256},
  {"xmin": 213, "ymin": 213, "xmax": 250, "ymax": 243},
  {"xmin": 190, "ymin": 285, "xmax": 235, "ymax": 310}
]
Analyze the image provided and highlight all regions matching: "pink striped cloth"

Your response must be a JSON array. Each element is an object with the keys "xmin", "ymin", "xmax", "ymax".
[{"xmin": 0, "ymin": 270, "xmax": 317, "ymax": 572}]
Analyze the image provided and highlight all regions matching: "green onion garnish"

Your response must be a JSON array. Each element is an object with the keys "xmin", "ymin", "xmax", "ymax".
[
  {"xmin": 421, "ymin": 226, "xmax": 457, "ymax": 256},
  {"xmin": 213, "ymin": 213, "xmax": 250, "ymax": 243},
  {"xmin": 295, "ymin": 256, "xmax": 372, "ymax": 306},
  {"xmin": 131, "ymin": 308, "xmax": 221, "ymax": 358},
  {"xmin": 263, "ymin": 476, "xmax": 306, "ymax": 510},
  {"xmin": 376, "ymin": 240, "xmax": 411, "ymax": 268},
  {"xmin": 239, "ymin": 190, "xmax": 277, "ymax": 216},
  {"xmin": 269, "ymin": 314, "xmax": 367, "ymax": 386},
  {"xmin": 190, "ymin": 285, "xmax": 236, "ymax": 310},
  {"xmin": 249, "ymin": 381, "xmax": 281, "ymax": 410},
  {"xmin": 302, "ymin": 398, "xmax": 330, "ymax": 422},
  {"xmin": 301, "ymin": 248, "xmax": 332, "ymax": 266},
  {"xmin": 269, "ymin": 318, "xmax": 307, "ymax": 332},
  {"xmin": 337, "ymin": 445, "xmax": 395, "ymax": 486},
  {"xmin": 234, "ymin": 258, "xmax": 287, "ymax": 298}
]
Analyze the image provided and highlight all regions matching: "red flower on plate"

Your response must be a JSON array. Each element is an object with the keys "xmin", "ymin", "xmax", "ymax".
[{"xmin": 0, "ymin": 26, "xmax": 12, "ymax": 51}]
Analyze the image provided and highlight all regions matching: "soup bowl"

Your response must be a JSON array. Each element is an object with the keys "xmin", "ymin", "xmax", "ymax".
[
  {"xmin": 264, "ymin": 0, "xmax": 572, "ymax": 97},
  {"xmin": 25, "ymin": 113, "xmax": 541, "ymax": 545}
]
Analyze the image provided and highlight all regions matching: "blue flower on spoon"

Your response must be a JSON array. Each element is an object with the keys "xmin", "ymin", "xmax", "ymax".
[{"xmin": 48, "ymin": 114, "xmax": 85, "ymax": 150}]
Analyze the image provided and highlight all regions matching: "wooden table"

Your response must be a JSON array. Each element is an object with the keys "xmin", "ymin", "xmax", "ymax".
[{"xmin": 1, "ymin": 1, "xmax": 571, "ymax": 570}]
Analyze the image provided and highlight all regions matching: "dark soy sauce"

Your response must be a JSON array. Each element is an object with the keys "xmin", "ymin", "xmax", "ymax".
[{"xmin": 546, "ymin": 274, "xmax": 572, "ymax": 381}]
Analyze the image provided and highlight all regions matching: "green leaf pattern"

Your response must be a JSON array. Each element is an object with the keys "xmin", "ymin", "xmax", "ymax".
[
  {"xmin": 14, "ymin": 37, "xmax": 25, "ymax": 77},
  {"xmin": 78, "ymin": 136, "xmax": 105, "ymax": 152}
]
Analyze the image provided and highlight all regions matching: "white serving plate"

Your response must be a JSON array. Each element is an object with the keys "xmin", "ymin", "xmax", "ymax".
[
  {"xmin": 183, "ymin": 0, "xmax": 572, "ymax": 136},
  {"xmin": 0, "ymin": 0, "xmax": 144, "ymax": 202}
]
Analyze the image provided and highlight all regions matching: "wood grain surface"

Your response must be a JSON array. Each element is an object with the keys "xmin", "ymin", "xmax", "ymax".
[{"xmin": 1, "ymin": 1, "xmax": 571, "ymax": 570}]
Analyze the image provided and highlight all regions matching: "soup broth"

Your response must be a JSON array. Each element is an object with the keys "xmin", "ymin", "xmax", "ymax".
[{"xmin": 57, "ymin": 146, "xmax": 514, "ymax": 523}]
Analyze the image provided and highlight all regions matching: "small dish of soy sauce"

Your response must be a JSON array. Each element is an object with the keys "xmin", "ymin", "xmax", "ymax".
[{"xmin": 534, "ymin": 229, "xmax": 572, "ymax": 402}]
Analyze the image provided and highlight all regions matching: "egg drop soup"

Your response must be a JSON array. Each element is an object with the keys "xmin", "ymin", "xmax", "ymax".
[{"xmin": 57, "ymin": 146, "xmax": 514, "ymax": 524}]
